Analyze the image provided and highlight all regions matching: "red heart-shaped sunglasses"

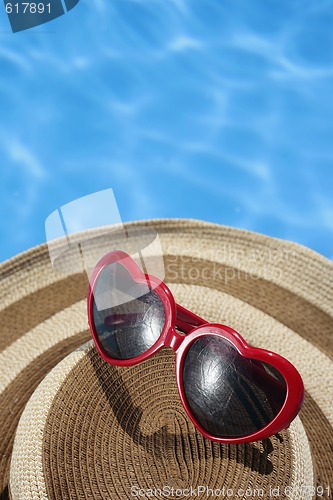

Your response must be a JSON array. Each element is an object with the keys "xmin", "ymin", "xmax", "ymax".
[{"xmin": 87, "ymin": 250, "xmax": 304, "ymax": 444}]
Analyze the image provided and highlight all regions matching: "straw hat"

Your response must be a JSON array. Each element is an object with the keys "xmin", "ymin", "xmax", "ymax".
[{"xmin": 1, "ymin": 219, "xmax": 332, "ymax": 499}]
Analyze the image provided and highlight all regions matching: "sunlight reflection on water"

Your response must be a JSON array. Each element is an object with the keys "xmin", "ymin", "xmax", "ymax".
[{"xmin": 0, "ymin": 0, "xmax": 332, "ymax": 261}]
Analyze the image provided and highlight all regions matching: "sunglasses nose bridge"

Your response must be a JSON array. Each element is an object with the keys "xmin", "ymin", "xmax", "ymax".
[{"xmin": 165, "ymin": 327, "xmax": 184, "ymax": 352}]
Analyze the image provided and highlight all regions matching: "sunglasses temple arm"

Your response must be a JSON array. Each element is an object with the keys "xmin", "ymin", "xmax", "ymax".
[
  {"xmin": 248, "ymin": 361, "xmax": 287, "ymax": 410},
  {"xmin": 175, "ymin": 303, "xmax": 207, "ymax": 333},
  {"xmin": 233, "ymin": 357, "xmax": 286, "ymax": 412}
]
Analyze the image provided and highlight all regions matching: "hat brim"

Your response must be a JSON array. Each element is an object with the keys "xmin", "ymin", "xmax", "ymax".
[{"xmin": 0, "ymin": 219, "xmax": 332, "ymax": 499}]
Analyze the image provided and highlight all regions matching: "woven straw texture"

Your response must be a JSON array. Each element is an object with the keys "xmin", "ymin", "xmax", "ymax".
[{"xmin": 0, "ymin": 219, "xmax": 332, "ymax": 499}]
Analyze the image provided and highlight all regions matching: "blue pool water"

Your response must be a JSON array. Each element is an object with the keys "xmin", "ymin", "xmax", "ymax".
[{"xmin": 0, "ymin": 0, "xmax": 333, "ymax": 262}]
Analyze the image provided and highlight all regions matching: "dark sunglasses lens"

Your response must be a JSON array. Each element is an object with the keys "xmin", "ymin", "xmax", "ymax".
[
  {"xmin": 92, "ymin": 262, "xmax": 165, "ymax": 360},
  {"xmin": 183, "ymin": 336, "xmax": 287, "ymax": 438}
]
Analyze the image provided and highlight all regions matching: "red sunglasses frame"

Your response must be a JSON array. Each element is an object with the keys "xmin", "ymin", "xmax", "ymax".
[{"xmin": 87, "ymin": 250, "xmax": 304, "ymax": 444}]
